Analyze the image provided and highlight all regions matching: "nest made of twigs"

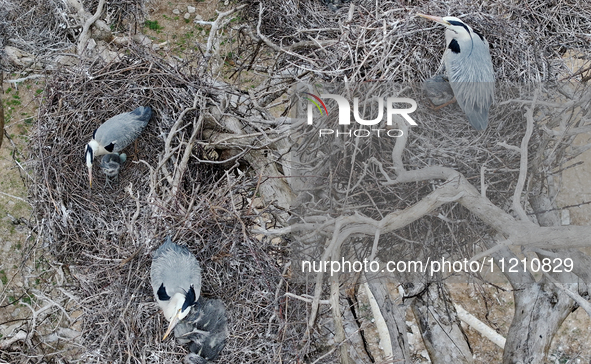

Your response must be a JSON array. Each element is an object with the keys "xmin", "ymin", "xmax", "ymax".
[{"xmin": 28, "ymin": 47, "xmax": 297, "ymax": 363}]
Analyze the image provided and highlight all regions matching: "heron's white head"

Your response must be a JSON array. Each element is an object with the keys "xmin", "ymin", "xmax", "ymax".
[
  {"xmin": 442, "ymin": 17, "xmax": 473, "ymax": 43},
  {"xmin": 85, "ymin": 140, "xmax": 99, "ymax": 187},
  {"xmin": 417, "ymin": 14, "xmax": 476, "ymax": 49},
  {"xmin": 159, "ymin": 285, "xmax": 198, "ymax": 340}
]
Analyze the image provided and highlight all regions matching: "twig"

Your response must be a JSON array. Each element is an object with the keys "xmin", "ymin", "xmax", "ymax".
[
  {"xmin": 512, "ymin": 90, "xmax": 538, "ymax": 222},
  {"xmin": 0, "ymin": 330, "xmax": 27, "ymax": 349},
  {"xmin": 4, "ymin": 74, "xmax": 44, "ymax": 84},
  {"xmin": 284, "ymin": 292, "xmax": 330, "ymax": 305},
  {"xmin": 125, "ymin": 183, "xmax": 141, "ymax": 240},
  {"xmin": 0, "ymin": 190, "xmax": 31, "ymax": 205}
]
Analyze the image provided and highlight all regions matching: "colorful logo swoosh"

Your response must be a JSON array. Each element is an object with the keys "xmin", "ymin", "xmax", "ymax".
[{"xmin": 303, "ymin": 92, "xmax": 329, "ymax": 116}]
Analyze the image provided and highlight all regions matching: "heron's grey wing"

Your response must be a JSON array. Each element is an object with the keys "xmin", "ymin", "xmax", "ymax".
[
  {"xmin": 446, "ymin": 38, "xmax": 494, "ymax": 130},
  {"xmin": 152, "ymin": 236, "xmax": 190, "ymax": 260},
  {"xmin": 151, "ymin": 238, "xmax": 176, "ymax": 294},
  {"xmin": 95, "ymin": 106, "xmax": 152, "ymax": 152},
  {"xmin": 463, "ymin": 101, "xmax": 490, "ymax": 130},
  {"xmin": 450, "ymin": 81, "xmax": 494, "ymax": 130},
  {"xmin": 130, "ymin": 106, "xmax": 152, "ymax": 122}
]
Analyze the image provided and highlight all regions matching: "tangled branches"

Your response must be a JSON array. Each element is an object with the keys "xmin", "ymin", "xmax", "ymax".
[
  {"xmin": 7, "ymin": 0, "xmax": 591, "ymax": 362},
  {"xmin": 240, "ymin": 0, "xmax": 591, "ymax": 83},
  {"xmin": 26, "ymin": 48, "xmax": 297, "ymax": 363}
]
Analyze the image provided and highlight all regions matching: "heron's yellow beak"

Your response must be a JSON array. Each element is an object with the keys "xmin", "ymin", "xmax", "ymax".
[
  {"xmin": 162, "ymin": 309, "xmax": 181, "ymax": 340},
  {"xmin": 88, "ymin": 166, "xmax": 93, "ymax": 188},
  {"xmin": 417, "ymin": 13, "xmax": 451, "ymax": 26}
]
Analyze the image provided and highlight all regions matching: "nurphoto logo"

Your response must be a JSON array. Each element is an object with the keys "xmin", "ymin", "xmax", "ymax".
[{"xmin": 304, "ymin": 93, "xmax": 418, "ymax": 138}]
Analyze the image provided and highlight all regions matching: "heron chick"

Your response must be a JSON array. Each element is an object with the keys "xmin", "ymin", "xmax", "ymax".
[
  {"xmin": 174, "ymin": 297, "xmax": 228, "ymax": 362},
  {"xmin": 85, "ymin": 106, "xmax": 151, "ymax": 187},
  {"xmin": 100, "ymin": 153, "xmax": 126, "ymax": 176},
  {"xmin": 417, "ymin": 14, "xmax": 494, "ymax": 130},
  {"xmin": 151, "ymin": 237, "xmax": 202, "ymax": 340},
  {"xmin": 423, "ymin": 74, "xmax": 454, "ymax": 107}
]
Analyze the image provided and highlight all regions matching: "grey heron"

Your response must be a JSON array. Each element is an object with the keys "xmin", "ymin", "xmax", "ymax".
[
  {"xmin": 85, "ymin": 106, "xmax": 151, "ymax": 187},
  {"xmin": 417, "ymin": 14, "xmax": 495, "ymax": 130},
  {"xmin": 150, "ymin": 237, "xmax": 201, "ymax": 340}
]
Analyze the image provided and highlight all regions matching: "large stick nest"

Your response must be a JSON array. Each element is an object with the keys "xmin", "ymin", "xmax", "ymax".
[
  {"xmin": 27, "ymin": 48, "xmax": 298, "ymax": 363},
  {"xmin": 0, "ymin": 0, "xmax": 145, "ymax": 70}
]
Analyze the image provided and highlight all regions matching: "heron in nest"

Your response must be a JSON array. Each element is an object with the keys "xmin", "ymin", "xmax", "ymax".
[
  {"xmin": 175, "ymin": 297, "xmax": 229, "ymax": 362},
  {"xmin": 418, "ymin": 14, "xmax": 495, "ymax": 130},
  {"xmin": 150, "ymin": 237, "xmax": 229, "ymax": 362},
  {"xmin": 84, "ymin": 106, "xmax": 151, "ymax": 187},
  {"xmin": 150, "ymin": 237, "xmax": 202, "ymax": 341}
]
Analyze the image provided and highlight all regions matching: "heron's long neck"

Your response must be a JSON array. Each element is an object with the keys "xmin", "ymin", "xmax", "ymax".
[
  {"xmin": 86, "ymin": 141, "xmax": 99, "ymax": 167},
  {"xmin": 162, "ymin": 293, "xmax": 188, "ymax": 322},
  {"xmin": 88, "ymin": 140, "xmax": 100, "ymax": 153}
]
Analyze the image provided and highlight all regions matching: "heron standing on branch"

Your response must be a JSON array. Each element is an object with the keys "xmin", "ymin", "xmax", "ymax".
[
  {"xmin": 417, "ymin": 14, "xmax": 495, "ymax": 130},
  {"xmin": 150, "ymin": 237, "xmax": 202, "ymax": 340},
  {"xmin": 84, "ymin": 106, "xmax": 151, "ymax": 187}
]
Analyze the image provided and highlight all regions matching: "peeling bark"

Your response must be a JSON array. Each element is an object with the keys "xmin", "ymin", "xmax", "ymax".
[
  {"xmin": 411, "ymin": 282, "xmax": 473, "ymax": 364},
  {"xmin": 365, "ymin": 277, "xmax": 411, "ymax": 363}
]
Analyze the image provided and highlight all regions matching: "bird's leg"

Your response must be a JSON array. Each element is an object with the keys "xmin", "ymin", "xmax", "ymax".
[
  {"xmin": 429, "ymin": 96, "xmax": 457, "ymax": 111},
  {"xmin": 133, "ymin": 139, "xmax": 139, "ymax": 161},
  {"xmin": 104, "ymin": 175, "xmax": 114, "ymax": 190}
]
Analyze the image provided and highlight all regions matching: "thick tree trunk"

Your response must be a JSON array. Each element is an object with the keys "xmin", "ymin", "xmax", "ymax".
[
  {"xmin": 500, "ymin": 194, "xmax": 577, "ymax": 363},
  {"xmin": 411, "ymin": 282, "xmax": 473, "ymax": 364},
  {"xmin": 366, "ymin": 276, "xmax": 411, "ymax": 362},
  {"xmin": 503, "ymin": 279, "xmax": 575, "ymax": 363}
]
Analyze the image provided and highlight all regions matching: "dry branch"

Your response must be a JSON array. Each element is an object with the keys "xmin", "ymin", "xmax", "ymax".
[
  {"xmin": 195, "ymin": 4, "xmax": 247, "ymax": 60},
  {"xmin": 455, "ymin": 304, "xmax": 506, "ymax": 349}
]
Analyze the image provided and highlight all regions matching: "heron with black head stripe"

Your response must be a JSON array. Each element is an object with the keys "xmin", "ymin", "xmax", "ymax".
[
  {"xmin": 84, "ymin": 106, "xmax": 151, "ymax": 187},
  {"xmin": 150, "ymin": 236, "xmax": 202, "ymax": 340},
  {"xmin": 417, "ymin": 14, "xmax": 494, "ymax": 130}
]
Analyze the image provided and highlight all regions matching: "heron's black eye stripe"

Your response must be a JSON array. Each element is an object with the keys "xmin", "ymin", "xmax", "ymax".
[
  {"xmin": 85, "ymin": 145, "xmax": 93, "ymax": 161},
  {"xmin": 182, "ymin": 285, "xmax": 197, "ymax": 312},
  {"xmin": 448, "ymin": 39, "xmax": 461, "ymax": 54},
  {"xmin": 447, "ymin": 20, "xmax": 471, "ymax": 35},
  {"xmin": 157, "ymin": 283, "xmax": 170, "ymax": 301}
]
